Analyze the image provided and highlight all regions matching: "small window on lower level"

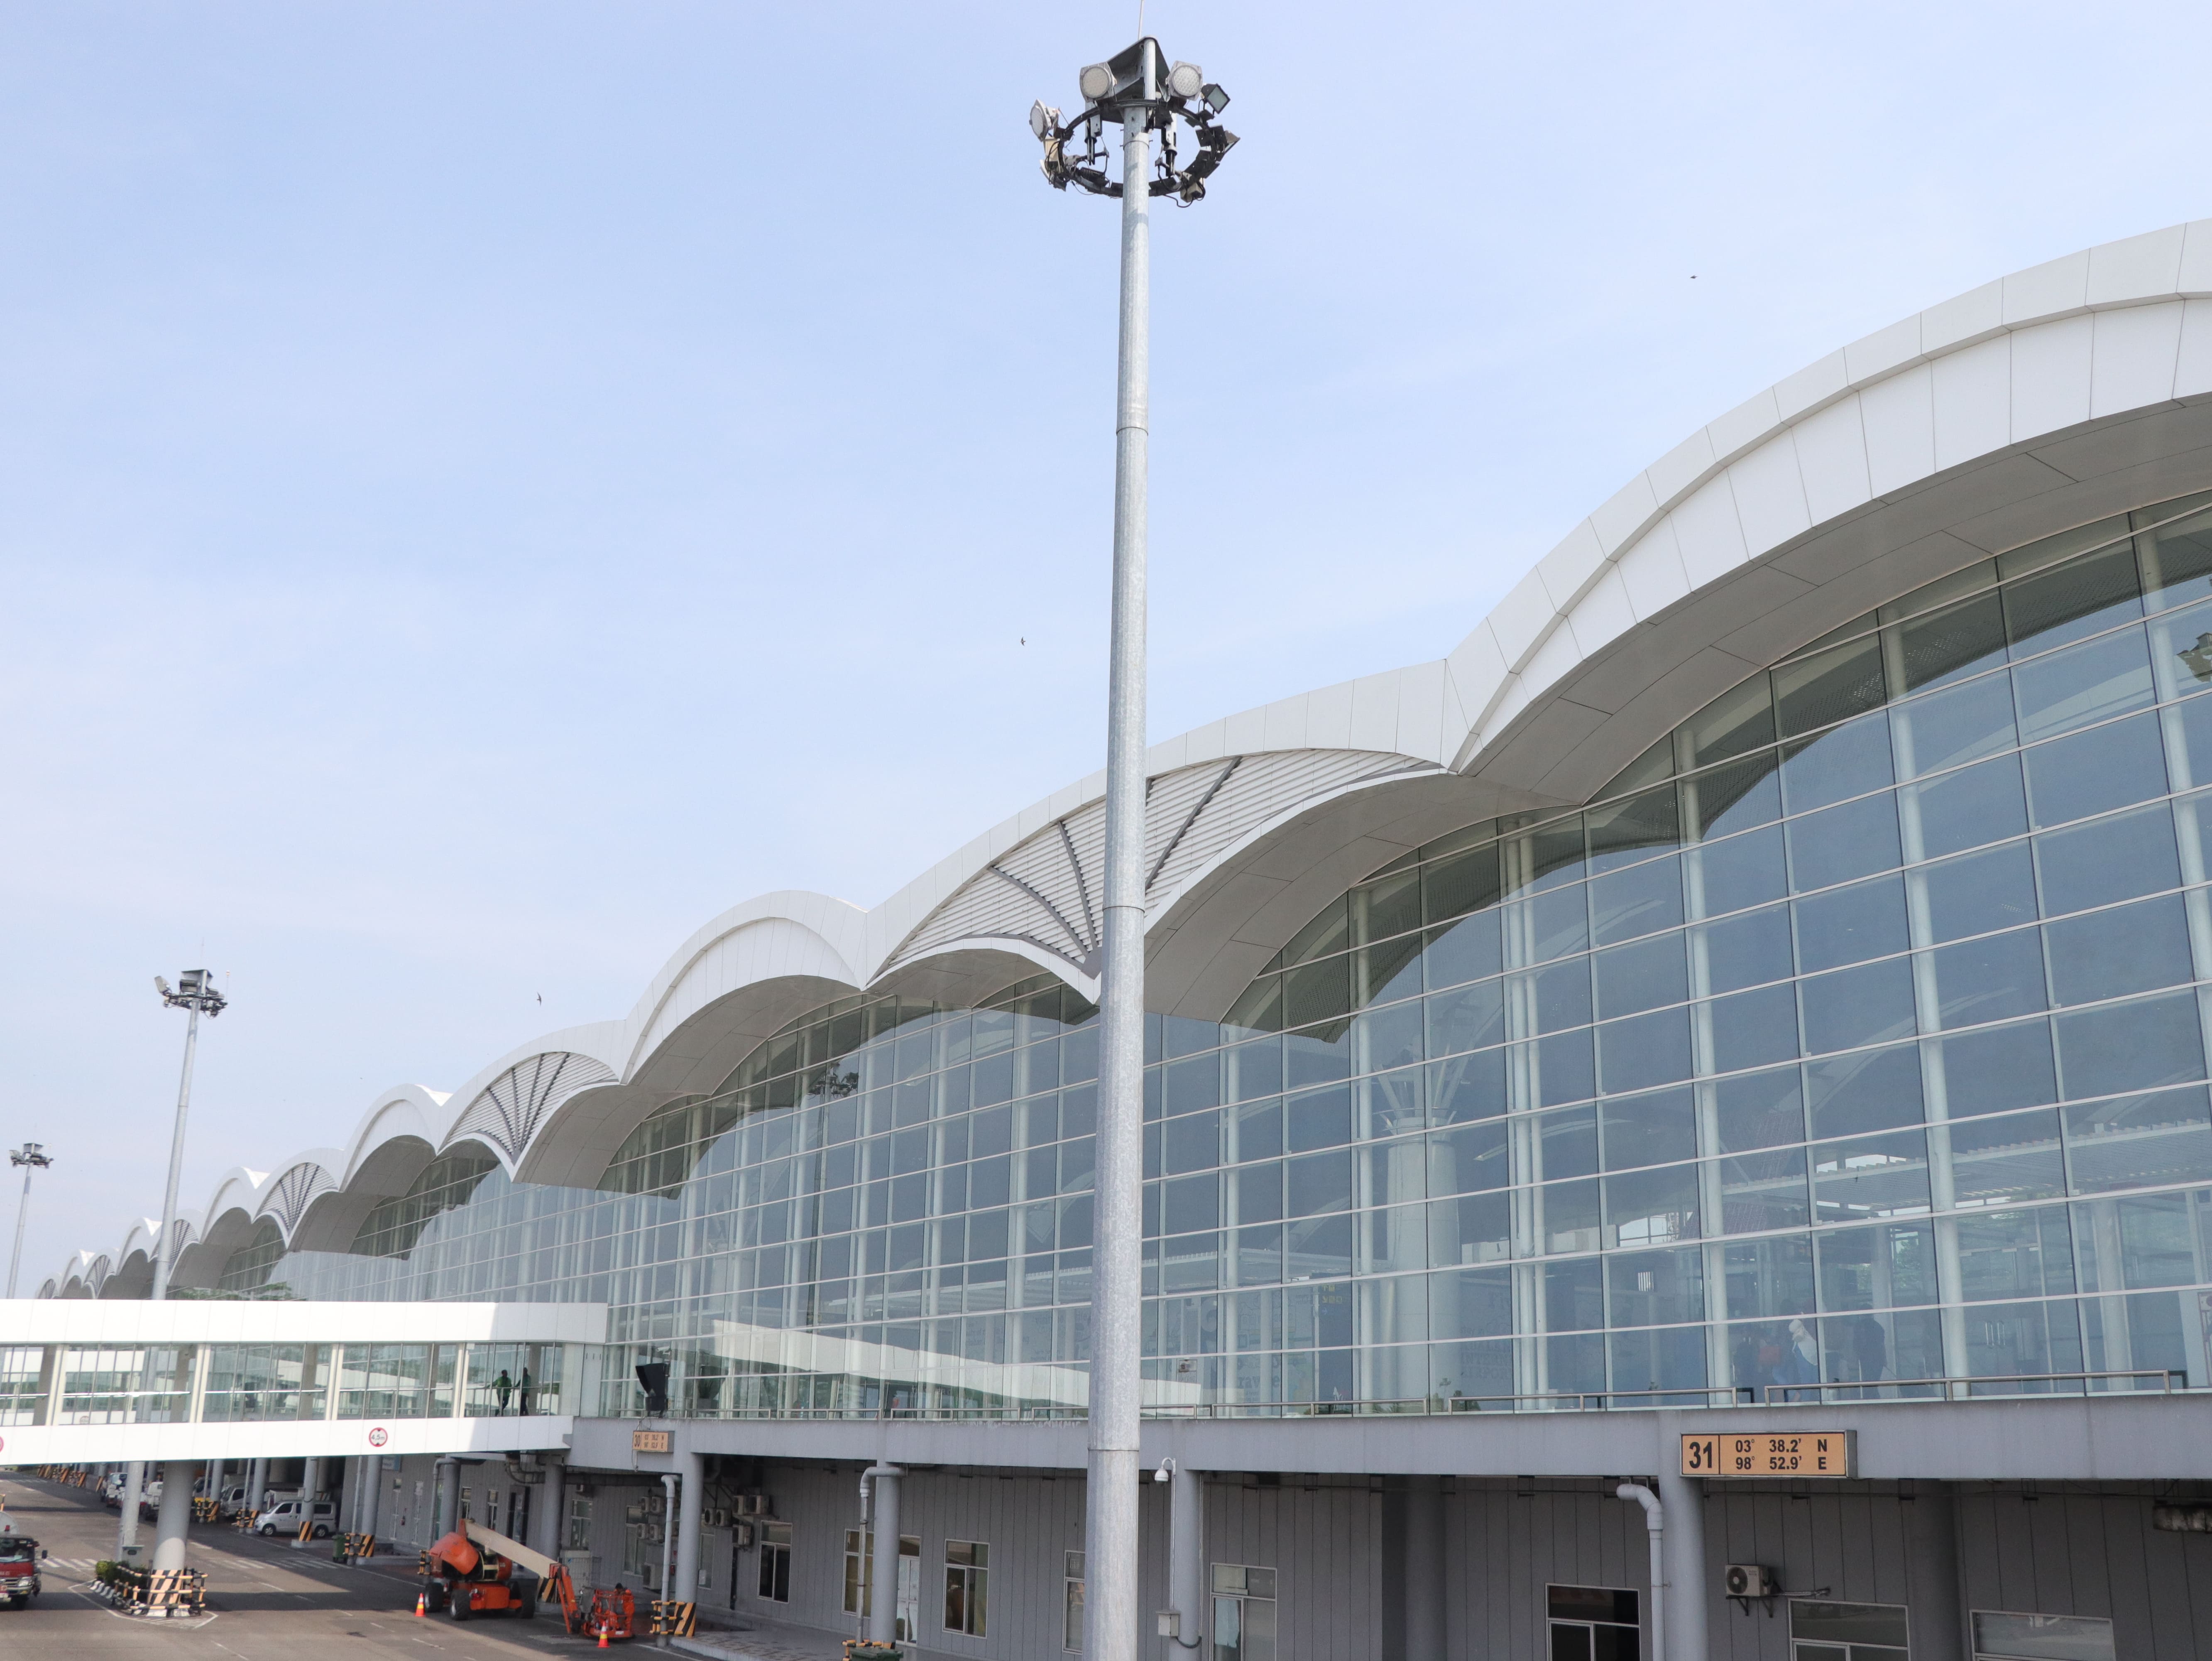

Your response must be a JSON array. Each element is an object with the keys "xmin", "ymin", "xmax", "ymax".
[
  {"xmin": 1212, "ymin": 1564, "xmax": 1276, "ymax": 1661},
  {"xmin": 1064, "ymin": 1551, "xmax": 1085, "ymax": 1651},
  {"xmin": 757, "ymin": 1523, "xmax": 791, "ymax": 1603},
  {"xmin": 1789, "ymin": 1598, "xmax": 1909, "ymax": 1661},
  {"xmin": 944, "ymin": 1540, "xmax": 989, "ymax": 1637},
  {"xmin": 1973, "ymin": 1610, "xmax": 2115, "ymax": 1661},
  {"xmin": 1548, "ymin": 1583, "xmax": 1640, "ymax": 1661}
]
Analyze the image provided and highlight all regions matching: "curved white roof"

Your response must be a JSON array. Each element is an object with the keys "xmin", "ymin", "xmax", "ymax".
[{"xmin": 51, "ymin": 218, "xmax": 2212, "ymax": 1294}]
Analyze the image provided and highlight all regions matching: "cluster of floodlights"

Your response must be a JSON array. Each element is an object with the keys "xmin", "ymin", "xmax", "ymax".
[
  {"xmin": 1028, "ymin": 41, "xmax": 1236, "ymax": 204},
  {"xmin": 154, "ymin": 967, "xmax": 226, "ymax": 1017}
]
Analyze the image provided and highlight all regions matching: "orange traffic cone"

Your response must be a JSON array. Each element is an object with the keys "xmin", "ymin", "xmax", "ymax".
[
  {"xmin": 415, "ymin": 1592, "xmax": 427, "ymax": 1618},
  {"xmin": 597, "ymin": 1628, "xmax": 609, "ymax": 1649}
]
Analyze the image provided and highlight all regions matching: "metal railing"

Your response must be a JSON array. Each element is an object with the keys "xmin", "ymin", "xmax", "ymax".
[
  {"xmin": 599, "ymin": 1368, "xmax": 2195, "ymax": 1423},
  {"xmin": 1758, "ymin": 1368, "xmax": 2187, "ymax": 1404}
]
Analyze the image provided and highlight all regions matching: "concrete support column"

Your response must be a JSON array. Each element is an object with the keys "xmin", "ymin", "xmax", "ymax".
[
  {"xmin": 1166, "ymin": 1461, "xmax": 1203, "ymax": 1651},
  {"xmin": 118, "ymin": 1460, "xmax": 145, "ymax": 1559},
  {"xmin": 436, "ymin": 1457, "xmax": 460, "ymax": 1540},
  {"xmin": 1906, "ymin": 1482, "xmax": 1966, "ymax": 1661},
  {"xmin": 533, "ymin": 1458, "xmax": 566, "ymax": 1562},
  {"xmin": 673, "ymin": 1452, "xmax": 703, "ymax": 1603},
  {"xmin": 304, "ymin": 1455, "xmax": 325, "ymax": 1501},
  {"xmin": 153, "ymin": 1459, "xmax": 198, "ymax": 1572},
  {"xmin": 208, "ymin": 1457, "xmax": 225, "ymax": 1513},
  {"xmin": 658, "ymin": 1474, "xmax": 678, "ymax": 1638},
  {"xmin": 1403, "ymin": 1477, "xmax": 1446, "ymax": 1660},
  {"xmin": 1654, "ymin": 1465, "xmax": 1709, "ymax": 1661},
  {"xmin": 865, "ymin": 1464, "xmax": 902, "ymax": 1646},
  {"xmin": 362, "ymin": 1455, "xmax": 384, "ymax": 1545},
  {"xmin": 249, "ymin": 1456, "xmax": 268, "ymax": 1512}
]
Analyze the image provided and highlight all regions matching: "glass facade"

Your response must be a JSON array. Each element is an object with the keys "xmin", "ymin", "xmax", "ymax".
[
  {"xmin": 213, "ymin": 492, "xmax": 2212, "ymax": 1415},
  {"xmin": 216, "ymin": 1219, "xmax": 288, "ymax": 1293}
]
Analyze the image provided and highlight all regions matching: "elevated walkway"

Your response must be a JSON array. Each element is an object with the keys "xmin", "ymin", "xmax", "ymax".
[{"xmin": 0, "ymin": 1298, "xmax": 603, "ymax": 1464}]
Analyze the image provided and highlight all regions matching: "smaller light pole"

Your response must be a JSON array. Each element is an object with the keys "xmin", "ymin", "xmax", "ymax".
[
  {"xmin": 6, "ymin": 1143, "xmax": 54, "ymax": 1298},
  {"xmin": 152, "ymin": 970, "xmax": 226, "ymax": 1301}
]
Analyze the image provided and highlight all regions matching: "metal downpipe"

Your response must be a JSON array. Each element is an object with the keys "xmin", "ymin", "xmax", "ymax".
[
  {"xmin": 1616, "ymin": 1482, "xmax": 1666, "ymax": 1661},
  {"xmin": 862, "ymin": 1463, "xmax": 903, "ymax": 1646}
]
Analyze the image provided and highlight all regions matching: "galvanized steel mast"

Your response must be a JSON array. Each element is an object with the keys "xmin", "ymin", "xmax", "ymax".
[
  {"xmin": 153, "ymin": 970, "xmax": 226, "ymax": 1301},
  {"xmin": 1090, "ymin": 48, "xmax": 1152, "ymax": 1661},
  {"xmin": 1029, "ymin": 41, "xmax": 1236, "ymax": 1661}
]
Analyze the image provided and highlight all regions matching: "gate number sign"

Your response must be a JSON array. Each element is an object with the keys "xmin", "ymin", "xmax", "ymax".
[{"xmin": 1680, "ymin": 1431, "xmax": 1854, "ymax": 1478}]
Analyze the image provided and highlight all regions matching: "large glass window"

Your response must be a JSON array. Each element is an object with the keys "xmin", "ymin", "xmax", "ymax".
[
  {"xmin": 54, "ymin": 1346, "xmax": 194, "ymax": 1425},
  {"xmin": 336, "ymin": 1344, "xmax": 432, "ymax": 1418},
  {"xmin": 0, "ymin": 1348, "xmax": 46, "ymax": 1426},
  {"xmin": 203, "ymin": 1343, "xmax": 329, "ymax": 1420},
  {"xmin": 205, "ymin": 491, "xmax": 2212, "ymax": 1417},
  {"xmin": 216, "ymin": 1219, "xmax": 289, "ymax": 1293}
]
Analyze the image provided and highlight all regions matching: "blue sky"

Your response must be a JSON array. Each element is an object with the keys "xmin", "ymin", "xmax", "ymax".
[{"xmin": 5, "ymin": 0, "xmax": 2210, "ymax": 1283}]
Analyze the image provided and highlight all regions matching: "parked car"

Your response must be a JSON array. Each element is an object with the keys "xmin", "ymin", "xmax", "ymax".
[
  {"xmin": 252, "ymin": 1499, "xmax": 338, "ymax": 1539},
  {"xmin": 138, "ymin": 1479, "xmax": 163, "ymax": 1520}
]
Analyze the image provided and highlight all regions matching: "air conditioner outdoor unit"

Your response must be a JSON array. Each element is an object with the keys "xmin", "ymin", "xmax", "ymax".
[
  {"xmin": 1723, "ymin": 1564, "xmax": 1779, "ymax": 1598},
  {"xmin": 733, "ymin": 1521, "xmax": 756, "ymax": 1548}
]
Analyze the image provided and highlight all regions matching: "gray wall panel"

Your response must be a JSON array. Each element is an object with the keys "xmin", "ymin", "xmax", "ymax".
[
  {"xmin": 1951, "ymin": 1487, "xmax": 2212, "ymax": 1661},
  {"xmin": 531, "ymin": 1460, "xmax": 2212, "ymax": 1661},
  {"xmin": 711, "ymin": 1464, "xmax": 1092, "ymax": 1661}
]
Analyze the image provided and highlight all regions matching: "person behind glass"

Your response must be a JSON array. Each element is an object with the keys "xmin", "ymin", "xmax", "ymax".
[
  {"xmin": 516, "ymin": 1367, "xmax": 533, "ymax": 1416},
  {"xmin": 1772, "ymin": 1318, "xmax": 1820, "ymax": 1392},
  {"xmin": 493, "ymin": 1369, "xmax": 513, "ymax": 1414},
  {"xmin": 1833, "ymin": 1313, "xmax": 1888, "ymax": 1390}
]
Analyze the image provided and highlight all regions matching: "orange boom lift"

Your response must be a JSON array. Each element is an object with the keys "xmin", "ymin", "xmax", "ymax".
[{"xmin": 418, "ymin": 1519, "xmax": 634, "ymax": 1639}]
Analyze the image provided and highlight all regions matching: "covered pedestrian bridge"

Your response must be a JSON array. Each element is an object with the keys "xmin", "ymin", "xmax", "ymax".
[{"xmin": 0, "ymin": 1299, "xmax": 603, "ymax": 1467}]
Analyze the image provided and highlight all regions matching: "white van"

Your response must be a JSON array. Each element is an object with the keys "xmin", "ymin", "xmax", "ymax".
[{"xmin": 251, "ymin": 1498, "xmax": 338, "ymax": 1539}]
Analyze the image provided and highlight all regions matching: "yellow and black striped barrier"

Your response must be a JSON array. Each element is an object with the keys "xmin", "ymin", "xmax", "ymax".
[{"xmin": 649, "ymin": 1600, "xmax": 698, "ymax": 1638}]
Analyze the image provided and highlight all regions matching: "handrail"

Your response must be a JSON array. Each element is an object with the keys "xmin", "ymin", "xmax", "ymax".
[
  {"xmin": 1760, "ymin": 1368, "xmax": 2185, "ymax": 1404},
  {"xmin": 588, "ymin": 1368, "xmax": 2194, "ymax": 1422}
]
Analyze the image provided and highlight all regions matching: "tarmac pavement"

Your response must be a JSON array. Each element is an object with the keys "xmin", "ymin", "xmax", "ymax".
[{"xmin": 0, "ymin": 1474, "xmax": 609, "ymax": 1661}]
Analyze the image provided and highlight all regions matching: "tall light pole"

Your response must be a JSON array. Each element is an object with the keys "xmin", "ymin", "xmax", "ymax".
[
  {"xmin": 6, "ymin": 1143, "xmax": 54, "ymax": 1298},
  {"xmin": 152, "ymin": 970, "xmax": 225, "ymax": 1301},
  {"xmin": 1029, "ymin": 41, "xmax": 1235, "ymax": 1661},
  {"xmin": 117, "ymin": 970, "xmax": 228, "ymax": 1562}
]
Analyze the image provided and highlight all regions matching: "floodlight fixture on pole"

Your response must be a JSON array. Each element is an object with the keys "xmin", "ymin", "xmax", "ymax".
[
  {"xmin": 7, "ymin": 1143, "xmax": 53, "ymax": 1299},
  {"xmin": 152, "ymin": 968, "xmax": 226, "ymax": 1301},
  {"xmin": 1028, "ymin": 37, "xmax": 1236, "ymax": 1661},
  {"xmin": 1029, "ymin": 42, "xmax": 1236, "ymax": 207}
]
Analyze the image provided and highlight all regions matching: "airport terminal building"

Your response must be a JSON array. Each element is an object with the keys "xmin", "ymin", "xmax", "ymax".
[{"xmin": 23, "ymin": 222, "xmax": 2212, "ymax": 1661}]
